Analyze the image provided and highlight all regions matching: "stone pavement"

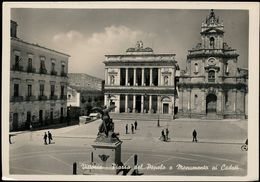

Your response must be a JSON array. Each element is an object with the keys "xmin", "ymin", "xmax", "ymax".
[{"xmin": 9, "ymin": 118, "xmax": 248, "ymax": 176}]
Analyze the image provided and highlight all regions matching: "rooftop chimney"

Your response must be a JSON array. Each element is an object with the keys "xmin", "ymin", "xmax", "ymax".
[{"xmin": 11, "ymin": 20, "xmax": 18, "ymax": 38}]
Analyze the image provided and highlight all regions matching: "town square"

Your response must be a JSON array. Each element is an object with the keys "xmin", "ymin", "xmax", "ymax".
[{"xmin": 2, "ymin": 2, "xmax": 259, "ymax": 181}]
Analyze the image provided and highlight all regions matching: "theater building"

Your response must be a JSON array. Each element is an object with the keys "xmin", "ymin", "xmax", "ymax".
[
  {"xmin": 103, "ymin": 41, "xmax": 178, "ymax": 117},
  {"xmin": 177, "ymin": 10, "xmax": 248, "ymax": 119},
  {"xmin": 10, "ymin": 20, "xmax": 70, "ymax": 131}
]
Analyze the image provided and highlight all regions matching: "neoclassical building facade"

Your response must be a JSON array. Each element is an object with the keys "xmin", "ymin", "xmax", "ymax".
[
  {"xmin": 177, "ymin": 10, "xmax": 248, "ymax": 119},
  {"xmin": 103, "ymin": 41, "xmax": 178, "ymax": 116}
]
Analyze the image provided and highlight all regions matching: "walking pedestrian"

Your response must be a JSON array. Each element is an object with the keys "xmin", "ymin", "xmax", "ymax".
[
  {"xmin": 161, "ymin": 129, "xmax": 166, "ymax": 141},
  {"xmin": 125, "ymin": 124, "xmax": 128, "ymax": 134},
  {"xmin": 134, "ymin": 121, "xmax": 138, "ymax": 130},
  {"xmin": 48, "ymin": 131, "xmax": 53, "ymax": 144},
  {"xmin": 131, "ymin": 124, "xmax": 134, "ymax": 134},
  {"xmin": 192, "ymin": 129, "xmax": 197, "ymax": 142},
  {"xmin": 166, "ymin": 128, "xmax": 169, "ymax": 141},
  {"xmin": 43, "ymin": 132, "xmax": 48, "ymax": 145}
]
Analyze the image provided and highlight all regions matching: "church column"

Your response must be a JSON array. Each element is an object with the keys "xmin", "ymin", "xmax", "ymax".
[
  {"xmin": 133, "ymin": 95, "xmax": 136, "ymax": 113},
  {"xmin": 141, "ymin": 95, "xmax": 144, "ymax": 113},
  {"xmin": 172, "ymin": 68, "xmax": 176, "ymax": 87},
  {"xmin": 125, "ymin": 94, "xmax": 128, "ymax": 113},
  {"xmin": 158, "ymin": 68, "xmax": 161, "ymax": 86},
  {"xmin": 150, "ymin": 68, "xmax": 153, "ymax": 86},
  {"xmin": 217, "ymin": 89, "xmax": 223, "ymax": 116},
  {"xmin": 141, "ymin": 68, "xmax": 144, "ymax": 86},
  {"xmin": 178, "ymin": 88, "xmax": 183, "ymax": 113},
  {"xmin": 125, "ymin": 68, "xmax": 128, "ymax": 86},
  {"xmin": 133, "ymin": 68, "xmax": 136, "ymax": 86},
  {"xmin": 105, "ymin": 68, "xmax": 108, "ymax": 85},
  {"xmin": 149, "ymin": 95, "xmax": 152, "ymax": 113}
]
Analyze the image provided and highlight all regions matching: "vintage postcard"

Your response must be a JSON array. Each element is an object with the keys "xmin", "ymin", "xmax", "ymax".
[{"xmin": 2, "ymin": 2, "xmax": 259, "ymax": 181}]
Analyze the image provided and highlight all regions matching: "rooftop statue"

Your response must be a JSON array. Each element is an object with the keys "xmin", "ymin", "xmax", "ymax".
[{"xmin": 91, "ymin": 105, "xmax": 121, "ymax": 143}]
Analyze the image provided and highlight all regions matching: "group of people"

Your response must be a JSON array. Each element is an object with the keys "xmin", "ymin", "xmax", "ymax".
[
  {"xmin": 43, "ymin": 131, "xmax": 53, "ymax": 145},
  {"xmin": 161, "ymin": 128, "xmax": 169, "ymax": 142},
  {"xmin": 160, "ymin": 129, "xmax": 198, "ymax": 142},
  {"xmin": 125, "ymin": 121, "xmax": 138, "ymax": 134}
]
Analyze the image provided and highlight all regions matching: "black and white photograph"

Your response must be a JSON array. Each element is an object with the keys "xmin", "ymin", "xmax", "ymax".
[{"xmin": 2, "ymin": 2, "xmax": 259, "ymax": 181}]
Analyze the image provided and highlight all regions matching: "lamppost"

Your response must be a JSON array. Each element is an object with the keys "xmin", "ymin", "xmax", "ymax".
[{"xmin": 173, "ymin": 89, "xmax": 176, "ymax": 120}]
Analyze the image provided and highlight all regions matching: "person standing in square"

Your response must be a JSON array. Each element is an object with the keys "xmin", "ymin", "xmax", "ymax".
[
  {"xmin": 134, "ymin": 121, "xmax": 138, "ymax": 130},
  {"xmin": 192, "ymin": 129, "xmax": 197, "ymax": 142},
  {"xmin": 125, "ymin": 124, "xmax": 128, "ymax": 134},
  {"xmin": 131, "ymin": 124, "xmax": 134, "ymax": 134},
  {"xmin": 43, "ymin": 132, "xmax": 48, "ymax": 145}
]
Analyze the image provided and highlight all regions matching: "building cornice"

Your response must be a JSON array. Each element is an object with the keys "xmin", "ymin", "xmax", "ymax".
[{"xmin": 11, "ymin": 37, "xmax": 70, "ymax": 57}]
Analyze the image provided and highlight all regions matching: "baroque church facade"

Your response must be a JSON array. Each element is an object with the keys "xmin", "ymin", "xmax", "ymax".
[{"xmin": 177, "ymin": 10, "xmax": 248, "ymax": 119}]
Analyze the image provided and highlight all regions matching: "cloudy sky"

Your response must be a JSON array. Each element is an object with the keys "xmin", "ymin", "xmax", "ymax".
[{"xmin": 11, "ymin": 8, "xmax": 248, "ymax": 79}]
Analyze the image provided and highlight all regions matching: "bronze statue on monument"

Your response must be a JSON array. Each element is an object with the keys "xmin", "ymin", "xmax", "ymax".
[{"xmin": 91, "ymin": 105, "xmax": 121, "ymax": 143}]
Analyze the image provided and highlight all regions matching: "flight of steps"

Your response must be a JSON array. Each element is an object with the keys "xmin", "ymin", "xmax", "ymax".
[{"xmin": 110, "ymin": 113, "xmax": 173, "ymax": 121}]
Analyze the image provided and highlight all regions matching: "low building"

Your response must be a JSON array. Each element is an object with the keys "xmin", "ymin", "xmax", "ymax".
[
  {"xmin": 10, "ymin": 20, "xmax": 70, "ymax": 131},
  {"xmin": 67, "ymin": 73, "xmax": 104, "ymax": 118}
]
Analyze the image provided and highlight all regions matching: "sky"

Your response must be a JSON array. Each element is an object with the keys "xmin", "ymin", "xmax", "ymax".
[{"xmin": 11, "ymin": 9, "xmax": 248, "ymax": 79}]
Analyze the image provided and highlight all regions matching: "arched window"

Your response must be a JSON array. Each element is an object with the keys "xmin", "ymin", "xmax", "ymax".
[
  {"xmin": 194, "ymin": 63, "xmax": 198, "ymax": 73},
  {"xmin": 210, "ymin": 37, "xmax": 215, "ymax": 48},
  {"xmin": 208, "ymin": 70, "xmax": 215, "ymax": 82},
  {"xmin": 194, "ymin": 94, "xmax": 198, "ymax": 106},
  {"xmin": 225, "ymin": 63, "xmax": 229, "ymax": 74}
]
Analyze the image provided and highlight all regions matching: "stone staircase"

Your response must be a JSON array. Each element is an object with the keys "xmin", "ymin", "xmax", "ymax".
[{"xmin": 110, "ymin": 113, "xmax": 174, "ymax": 121}]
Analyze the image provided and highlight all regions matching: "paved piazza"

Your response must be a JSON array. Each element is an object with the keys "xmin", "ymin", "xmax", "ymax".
[{"xmin": 9, "ymin": 119, "xmax": 247, "ymax": 176}]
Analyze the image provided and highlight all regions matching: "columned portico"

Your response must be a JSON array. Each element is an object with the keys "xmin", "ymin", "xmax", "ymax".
[
  {"xmin": 133, "ymin": 95, "xmax": 136, "ymax": 113},
  {"xmin": 133, "ymin": 68, "xmax": 136, "ymax": 86},
  {"xmin": 149, "ymin": 95, "xmax": 152, "ymax": 113},
  {"xmin": 150, "ymin": 68, "xmax": 153, "ymax": 86},
  {"xmin": 141, "ymin": 68, "xmax": 144, "ymax": 86},
  {"xmin": 141, "ymin": 95, "xmax": 144, "ymax": 113},
  {"xmin": 104, "ymin": 41, "xmax": 177, "ymax": 117},
  {"xmin": 125, "ymin": 68, "xmax": 128, "ymax": 86}
]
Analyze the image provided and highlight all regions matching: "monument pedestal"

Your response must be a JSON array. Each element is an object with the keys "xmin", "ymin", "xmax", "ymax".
[{"xmin": 82, "ymin": 141, "xmax": 123, "ymax": 175}]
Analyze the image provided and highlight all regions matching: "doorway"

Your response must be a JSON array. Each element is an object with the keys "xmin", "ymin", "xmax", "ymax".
[
  {"xmin": 206, "ymin": 94, "xmax": 217, "ymax": 114},
  {"xmin": 163, "ymin": 103, "xmax": 169, "ymax": 114}
]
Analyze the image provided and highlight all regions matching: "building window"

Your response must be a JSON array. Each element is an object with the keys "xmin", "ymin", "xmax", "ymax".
[
  {"xmin": 194, "ymin": 94, "xmax": 198, "ymax": 106},
  {"xmin": 27, "ymin": 85, "xmax": 32, "ymax": 97},
  {"xmin": 52, "ymin": 62, "xmax": 55, "ymax": 71},
  {"xmin": 14, "ymin": 84, "xmax": 19, "ymax": 97},
  {"xmin": 210, "ymin": 37, "xmax": 215, "ymax": 49},
  {"xmin": 15, "ymin": 55, "xmax": 20, "ymax": 67},
  {"xmin": 40, "ymin": 60, "xmax": 47, "ymax": 74},
  {"xmin": 164, "ymin": 76, "xmax": 169, "ymax": 86},
  {"xmin": 51, "ymin": 85, "xmax": 55, "ymax": 97},
  {"xmin": 194, "ymin": 63, "xmax": 198, "ymax": 74},
  {"xmin": 208, "ymin": 70, "xmax": 215, "ymax": 82},
  {"xmin": 61, "ymin": 64, "xmax": 66, "ymax": 76},
  {"xmin": 40, "ymin": 84, "xmax": 44, "ymax": 96},
  {"xmin": 61, "ymin": 85, "xmax": 64, "ymax": 97},
  {"xmin": 27, "ymin": 58, "xmax": 33, "ymax": 72},
  {"xmin": 225, "ymin": 63, "xmax": 229, "ymax": 74}
]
